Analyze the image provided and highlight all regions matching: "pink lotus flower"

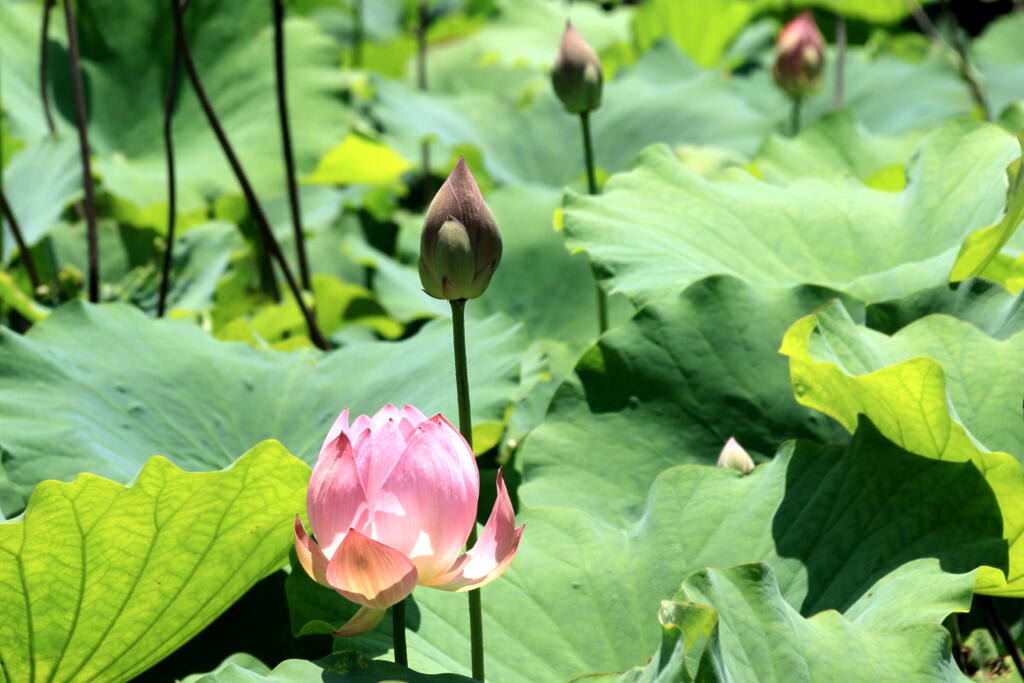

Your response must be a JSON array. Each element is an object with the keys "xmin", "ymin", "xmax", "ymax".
[{"xmin": 294, "ymin": 404, "xmax": 524, "ymax": 637}]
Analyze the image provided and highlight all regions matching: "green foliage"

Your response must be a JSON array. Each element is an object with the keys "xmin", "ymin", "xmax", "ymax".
[{"xmin": 0, "ymin": 442, "xmax": 309, "ymax": 682}]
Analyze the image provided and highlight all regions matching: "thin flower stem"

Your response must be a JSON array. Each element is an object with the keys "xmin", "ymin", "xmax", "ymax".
[
  {"xmin": 450, "ymin": 299, "xmax": 485, "ymax": 682},
  {"xmin": 40, "ymin": 0, "xmax": 57, "ymax": 135},
  {"xmin": 171, "ymin": 0, "xmax": 330, "ymax": 349},
  {"xmin": 832, "ymin": 14, "xmax": 846, "ymax": 111},
  {"xmin": 943, "ymin": 613, "xmax": 967, "ymax": 673},
  {"xmin": 789, "ymin": 96, "xmax": 802, "ymax": 136},
  {"xmin": 579, "ymin": 111, "xmax": 608, "ymax": 335},
  {"xmin": 272, "ymin": 0, "xmax": 312, "ymax": 292},
  {"xmin": 157, "ymin": 0, "xmax": 185, "ymax": 318},
  {"xmin": 392, "ymin": 599, "xmax": 408, "ymax": 667},
  {"xmin": 62, "ymin": 0, "xmax": 101, "ymax": 303},
  {"xmin": 981, "ymin": 596, "xmax": 1024, "ymax": 676}
]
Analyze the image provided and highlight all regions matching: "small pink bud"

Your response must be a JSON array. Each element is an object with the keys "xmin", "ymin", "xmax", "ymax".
[
  {"xmin": 772, "ymin": 11, "xmax": 825, "ymax": 99},
  {"xmin": 295, "ymin": 405, "xmax": 524, "ymax": 637},
  {"xmin": 716, "ymin": 437, "xmax": 755, "ymax": 475},
  {"xmin": 419, "ymin": 159, "xmax": 502, "ymax": 301},
  {"xmin": 551, "ymin": 21, "xmax": 603, "ymax": 114}
]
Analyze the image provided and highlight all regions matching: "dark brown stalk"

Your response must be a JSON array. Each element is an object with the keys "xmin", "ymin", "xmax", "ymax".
[
  {"xmin": 157, "ymin": 0, "xmax": 186, "ymax": 317},
  {"xmin": 981, "ymin": 596, "xmax": 1024, "ymax": 676},
  {"xmin": 40, "ymin": 0, "xmax": 57, "ymax": 135},
  {"xmin": 171, "ymin": 1, "xmax": 329, "ymax": 349},
  {"xmin": 62, "ymin": 0, "xmax": 101, "ymax": 303},
  {"xmin": 0, "ymin": 192, "xmax": 41, "ymax": 291},
  {"xmin": 832, "ymin": 14, "xmax": 846, "ymax": 111},
  {"xmin": 272, "ymin": 0, "xmax": 312, "ymax": 292}
]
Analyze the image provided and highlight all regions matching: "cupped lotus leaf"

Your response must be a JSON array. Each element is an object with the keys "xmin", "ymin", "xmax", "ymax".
[
  {"xmin": 612, "ymin": 564, "xmax": 966, "ymax": 683},
  {"xmin": 299, "ymin": 419, "xmax": 1002, "ymax": 679},
  {"xmin": 781, "ymin": 299, "xmax": 1024, "ymax": 594},
  {"xmin": 0, "ymin": 0, "xmax": 349, "ymax": 213},
  {"xmin": 0, "ymin": 441, "xmax": 310, "ymax": 683},
  {"xmin": 562, "ymin": 118, "xmax": 1018, "ymax": 307},
  {"xmin": 0, "ymin": 302, "xmax": 523, "ymax": 493},
  {"xmin": 517, "ymin": 276, "xmax": 854, "ymax": 523},
  {"xmin": 751, "ymin": 111, "xmax": 920, "ymax": 186}
]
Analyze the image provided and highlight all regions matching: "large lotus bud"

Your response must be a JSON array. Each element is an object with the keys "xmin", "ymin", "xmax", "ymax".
[
  {"xmin": 419, "ymin": 159, "xmax": 503, "ymax": 301},
  {"xmin": 772, "ymin": 11, "xmax": 825, "ymax": 99},
  {"xmin": 551, "ymin": 21, "xmax": 603, "ymax": 114}
]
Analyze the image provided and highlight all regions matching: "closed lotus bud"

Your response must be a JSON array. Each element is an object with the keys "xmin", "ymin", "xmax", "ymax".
[
  {"xmin": 551, "ymin": 21, "xmax": 603, "ymax": 114},
  {"xmin": 772, "ymin": 11, "xmax": 825, "ymax": 99},
  {"xmin": 419, "ymin": 158, "xmax": 502, "ymax": 301},
  {"xmin": 717, "ymin": 437, "xmax": 755, "ymax": 475}
]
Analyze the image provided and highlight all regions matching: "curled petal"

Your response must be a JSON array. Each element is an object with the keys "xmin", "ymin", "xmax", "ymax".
[
  {"xmin": 325, "ymin": 528, "xmax": 418, "ymax": 609},
  {"xmin": 423, "ymin": 468, "xmax": 523, "ymax": 592},
  {"xmin": 294, "ymin": 516, "xmax": 330, "ymax": 586},
  {"xmin": 332, "ymin": 605, "xmax": 388, "ymax": 638},
  {"xmin": 371, "ymin": 416, "xmax": 479, "ymax": 581},
  {"xmin": 307, "ymin": 432, "xmax": 370, "ymax": 556}
]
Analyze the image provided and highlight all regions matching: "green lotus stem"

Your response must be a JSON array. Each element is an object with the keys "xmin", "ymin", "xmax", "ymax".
[
  {"xmin": 0, "ymin": 58, "xmax": 41, "ymax": 293},
  {"xmin": 940, "ymin": 0, "xmax": 990, "ymax": 120},
  {"xmin": 450, "ymin": 299, "xmax": 485, "ymax": 682},
  {"xmin": 943, "ymin": 614, "xmax": 966, "ymax": 673},
  {"xmin": 981, "ymin": 596, "xmax": 1024, "ymax": 676},
  {"xmin": 352, "ymin": 0, "xmax": 364, "ymax": 68},
  {"xmin": 579, "ymin": 111, "xmax": 608, "ymax": 334},
  {"xmin": 62, "ymin": 0, "xmax": 101, "ymax": 304},
  {"xmin": 392, "ymin": 598, "xmax": 408, "ymax": 666},
  {"xmin": 789, "ymin": 96, "xmax": 802, "ymax": 136}
]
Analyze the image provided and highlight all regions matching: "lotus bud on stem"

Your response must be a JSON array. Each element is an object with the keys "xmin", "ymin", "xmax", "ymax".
[
  {"xmin": 419, "ymin": 159, "xmax": 506, "ymax": 680},
  {"xmin": 552, "ymin": 21, "xmax": 608, "ymax": 333},
  {"xmin": 772, "ymin": 11, "xmax": 825, "ymax": 136}
]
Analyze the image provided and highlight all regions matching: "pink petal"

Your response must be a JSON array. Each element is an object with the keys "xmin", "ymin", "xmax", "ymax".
[
  {"xmin": 320, "ymin": 409, "xmax": 350, "ymax": 455},
  {"xmin": 370, "ymin": 416, "xmax": 479, "ymax": 581},
  {"xmin": 422, "ymin": 468, "xmax": 524, "ymax": 592},
  {"xmin": 397, "ymin": 405, "xmax": 428, "ymax": 439},
  {"xmin": 307, "ymin": 432, "xmax": 371, "ymax": 556},
  {"xmin": 332, "ymin": 605, "xmax": 387, "ymax": 638},
  {"xmin": 294, "ymin": 516, "xmax": 330, "ymax": 586},
  {"xmin": 324, "ymin": 528, "xmax": 418, "ymax": 609},
  {"xmin": 353, "ymin": 417, "xmax": 409, "ymax": 501}
]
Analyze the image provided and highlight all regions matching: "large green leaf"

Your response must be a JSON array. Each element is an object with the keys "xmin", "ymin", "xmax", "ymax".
[
  {"xmin": 780, "ymin": 300, "xmax": 1024, "ymax": 594},
  {"xmin": 614, "ymin": 564, "xmax": 966, "ymax": 683},
  {"xmin": 0, "ymin": 301, "xmax": 524, "ymax": 493},
  {"xmin": 1, "ymin": 137, "xmax": 82, "ymax": 262},
  {"xmin": 517, "ymin": 276, "xmax": 851, "ymax": 521},
  {"xmin": 0, "ymin": 0, "xmax": 350, "ymax": 215},
  {"xmin": 632, "ymin": 0, "xmax": 762, "ymax": 67},
  {"xmin": 304, "ymin": 420, "xmax": 1002, "ymax": 679},
  {"xmin": 562, "ymin": 118, "xmax": 1018, "ymax": 307},
  {"xmin": 0, "ymin": 441, "xmax": 309, "ymax": 683}
]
